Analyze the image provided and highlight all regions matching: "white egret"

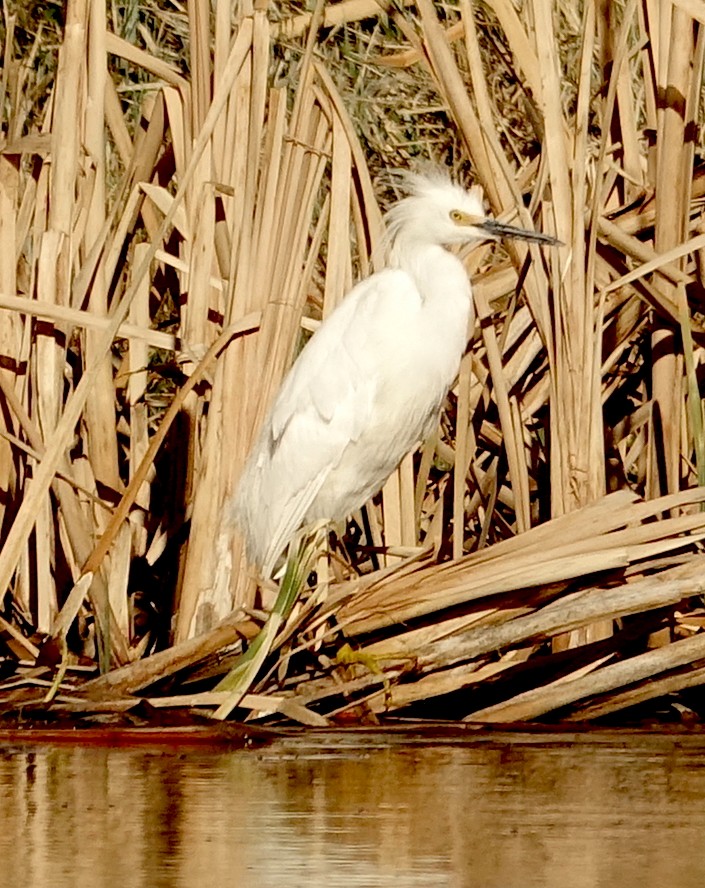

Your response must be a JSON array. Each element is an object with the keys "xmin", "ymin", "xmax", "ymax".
[{"xmin": 234, "ymin": 171, "xmax": 557, "ymax": 578}]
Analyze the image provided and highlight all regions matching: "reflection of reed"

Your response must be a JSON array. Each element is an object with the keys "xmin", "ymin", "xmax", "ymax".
[{"xmin": 3, "ymin": 741, "xmax": 705, "ymax": 888}]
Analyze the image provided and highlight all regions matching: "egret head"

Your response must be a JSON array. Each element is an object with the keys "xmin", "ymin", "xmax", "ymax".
[{"xmin": 384, "ymin": 171, "xmax": 559, "ymax": 251}]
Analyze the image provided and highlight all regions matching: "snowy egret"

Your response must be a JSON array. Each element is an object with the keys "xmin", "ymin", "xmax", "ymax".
[{"xmin": 234, "ymin": 171, "xmax": 557, "ymax": 578}]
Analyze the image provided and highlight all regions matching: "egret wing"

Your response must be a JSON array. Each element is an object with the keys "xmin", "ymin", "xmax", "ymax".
[{"xmin": 235, "ymin": 268, "xmax": 423, "ymax": 574}]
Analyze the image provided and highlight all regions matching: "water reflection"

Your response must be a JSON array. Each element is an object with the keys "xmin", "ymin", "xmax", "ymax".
[{"xmin": 1, "ymin": 733, "xmax": 705, "ymax": 887}]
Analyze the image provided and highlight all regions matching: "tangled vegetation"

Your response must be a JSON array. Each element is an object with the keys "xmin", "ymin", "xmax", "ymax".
[{"xmin": 1, "ymin": 0, "xmax": 705, "ymax": 729}]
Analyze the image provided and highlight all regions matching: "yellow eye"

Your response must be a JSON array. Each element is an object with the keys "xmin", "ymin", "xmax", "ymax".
[{"xmin": 449, "ymin": 209, "xmax": 465, "ymax": 223}]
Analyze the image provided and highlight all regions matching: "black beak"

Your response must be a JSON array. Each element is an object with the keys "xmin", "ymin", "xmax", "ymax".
[{"xmin": 479, "ymin": 218, "xmax": 562, "ymax": 246}]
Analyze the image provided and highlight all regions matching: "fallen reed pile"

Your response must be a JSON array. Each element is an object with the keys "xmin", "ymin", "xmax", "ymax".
[{"xmin": 1, "ymin": 0, "xmax": 705, "ymax": 728}]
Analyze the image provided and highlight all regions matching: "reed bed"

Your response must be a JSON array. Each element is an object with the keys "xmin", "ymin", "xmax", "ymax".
[{"xmin": 1, "ymin": 0, "xmax": 705, "ymax": 728}]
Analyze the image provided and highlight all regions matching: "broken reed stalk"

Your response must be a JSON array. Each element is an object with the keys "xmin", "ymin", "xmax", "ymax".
[{"xmin": 212, "ymin": 526, "xmax": 326, "ymax": 719}]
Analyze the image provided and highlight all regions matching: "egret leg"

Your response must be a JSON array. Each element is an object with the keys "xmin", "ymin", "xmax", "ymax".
[{"xmin": 212, "ymin": 524, "xmax": 326, "ymax": 719}]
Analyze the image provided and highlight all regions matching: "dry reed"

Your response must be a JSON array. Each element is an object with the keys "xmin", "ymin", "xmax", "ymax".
[{"xmin": 1, "ymin": 0, "xmax": 705, "ymax": 728}]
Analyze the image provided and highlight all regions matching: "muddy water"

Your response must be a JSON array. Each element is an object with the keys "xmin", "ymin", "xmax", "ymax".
[{"xmin": 1, "ymin": 731, "xmax": 705, "ymax": 888}]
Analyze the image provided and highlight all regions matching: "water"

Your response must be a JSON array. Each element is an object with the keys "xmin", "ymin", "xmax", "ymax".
[{"xmin": 1, "ymin": 730, "xmax": 705, "ymax": 888}]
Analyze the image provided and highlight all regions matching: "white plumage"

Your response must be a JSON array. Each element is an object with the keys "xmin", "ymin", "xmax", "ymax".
[{"xmin": 234, "ymin": 171, "xmax": 553, "ymax": 577}]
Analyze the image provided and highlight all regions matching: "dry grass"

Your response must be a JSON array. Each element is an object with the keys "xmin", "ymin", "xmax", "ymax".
[{"xmin": 2, "ymin": 0, "xmax": 705, "ymax": 727}]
